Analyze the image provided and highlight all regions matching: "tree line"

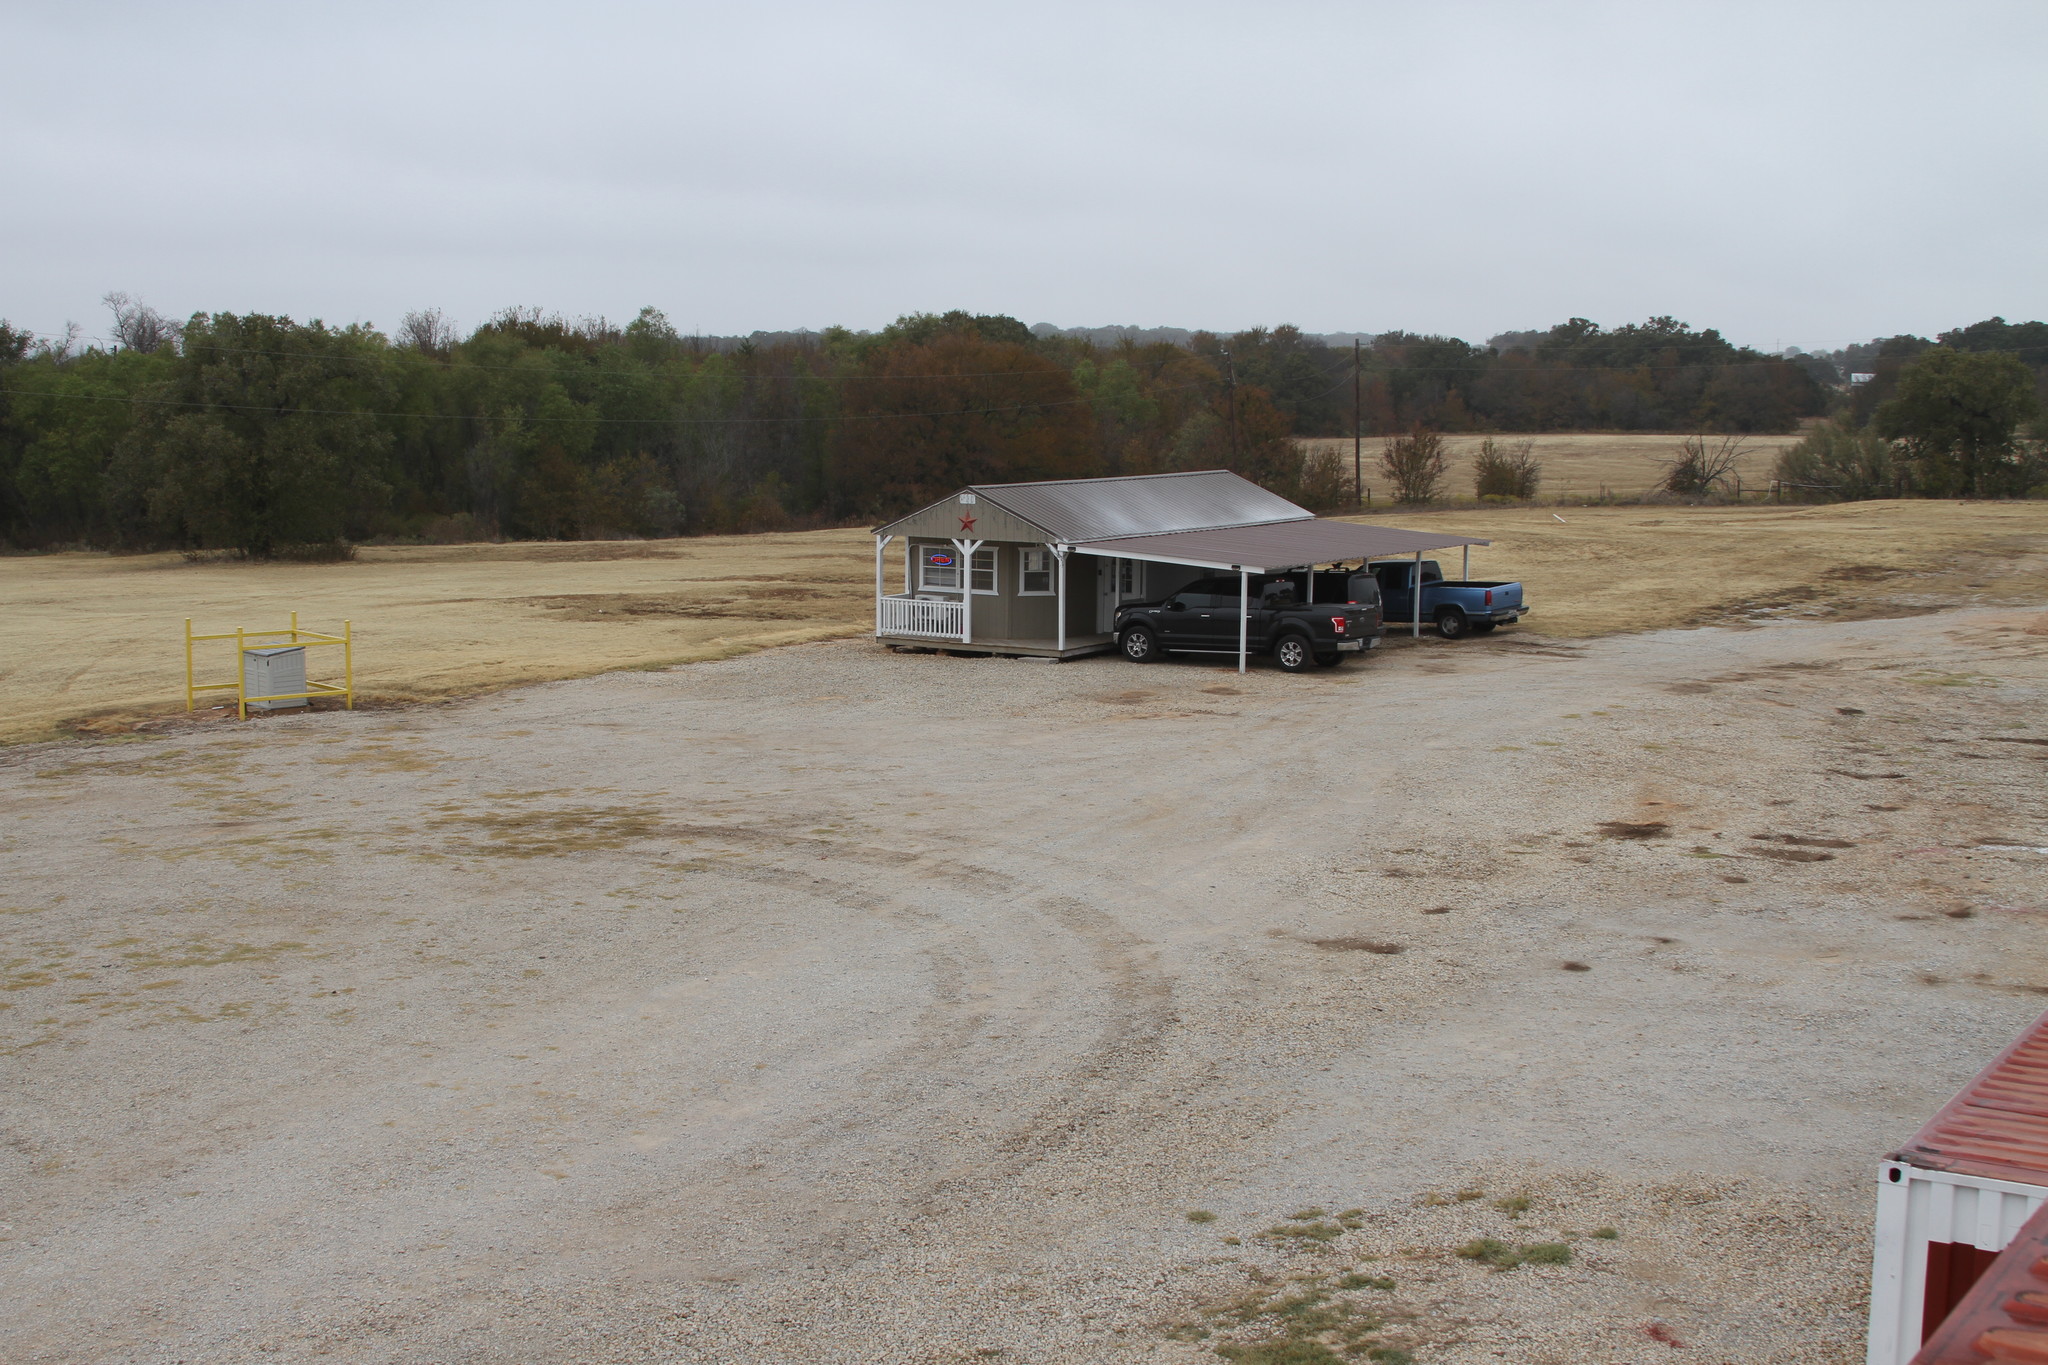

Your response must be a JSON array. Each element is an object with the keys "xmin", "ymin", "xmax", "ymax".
[{"xmin": 0, "ymin": 301, "xmax": 2031, "ymax": 555}]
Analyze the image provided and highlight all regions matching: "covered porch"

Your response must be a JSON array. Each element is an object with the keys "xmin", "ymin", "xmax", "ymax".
[{"xmin": 872, "ymin": 532, "xmax": 1125, "ymax": 657}]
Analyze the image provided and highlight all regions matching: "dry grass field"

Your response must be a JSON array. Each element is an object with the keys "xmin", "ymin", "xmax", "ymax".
[
  {"xmin": 1299, "ymin": 431, "xmax": 1808, "ymax": 500},
  {"xmin": 2, "ymin": 500, "xmax": 2046, "ymax": 744}
]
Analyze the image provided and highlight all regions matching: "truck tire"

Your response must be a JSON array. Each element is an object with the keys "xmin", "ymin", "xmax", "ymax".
[
  {"xmin": 1469, "ymin": 620, "xmax": 1497, "ymax": 634},
  {"xmin": 1273, "ymin": 633, "xmax": 1315, "ymax": 672},
  {"xmin": 1120, "ymin": 626, "xmax": 1163, "ymax": 663},
  {"xmin": 1434, "ymin": 607, "xmax": 1468, "ymax": 639}
]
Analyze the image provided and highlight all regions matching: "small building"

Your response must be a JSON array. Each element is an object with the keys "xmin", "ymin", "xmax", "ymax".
[{"xmin": 870, "ymin": 470, "xmax": 1488, "ymax": 668}]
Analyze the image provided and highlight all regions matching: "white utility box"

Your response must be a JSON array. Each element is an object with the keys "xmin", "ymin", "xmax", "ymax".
[{"xmin": 242, "ymin": 646, "xmax": 308, "ymax": 710}]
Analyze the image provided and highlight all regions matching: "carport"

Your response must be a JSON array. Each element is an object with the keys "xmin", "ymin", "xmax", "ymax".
[{"xmin": 1064, "ymin": 520, "xmax": 1490, "ymax": 673}]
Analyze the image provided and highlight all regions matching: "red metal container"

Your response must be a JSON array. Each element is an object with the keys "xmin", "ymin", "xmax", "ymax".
[{"xmin": 1874, "ymin": 1009, "xmax": 2048, "ymax": 1363}]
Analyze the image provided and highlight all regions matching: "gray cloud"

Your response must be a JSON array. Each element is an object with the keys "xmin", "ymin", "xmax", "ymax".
[{"xmin": 4, "ymin": 1, "xmax": 2043, "ymax": 349}]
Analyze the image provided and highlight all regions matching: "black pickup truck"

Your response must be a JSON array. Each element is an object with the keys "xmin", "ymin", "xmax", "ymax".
[{"xmin": 1114, "ymin": 571, "xmax": 1383, "ymax": 671}]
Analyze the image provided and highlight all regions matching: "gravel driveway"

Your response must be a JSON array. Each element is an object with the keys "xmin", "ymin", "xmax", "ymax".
[{"xmin": 5, "ymin": 609, "xmax": 2047, "ymax": 1363}]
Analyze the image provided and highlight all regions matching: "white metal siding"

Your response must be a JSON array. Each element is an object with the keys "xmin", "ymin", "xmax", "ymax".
[
  {"xmin": 1867, "ymin": 1162, "xmax": 2047, "ymax": 1365},
  {"xmin": 242, "ymin": 646, "xmax": 308, "ymax": 711}
]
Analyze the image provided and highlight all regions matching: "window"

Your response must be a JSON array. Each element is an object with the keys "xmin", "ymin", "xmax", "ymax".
[
  {"xmin": 1019, "ymin": 548, "xmax": 1054, "ymax": 595},
  {"xmin": 1116, "ymin": 559, "xmax": 1144, "ymax": 597},
  {"xmin": 1172, "ymin": 577, "xmax": 1241, "ymax": 608},
  {"xmin": 918, "ymin": 545, "xmax": 961, "ymax": 591},
  {"xmin": 920, "ymin": 544, "xmax": 995, "ymax": 593}
]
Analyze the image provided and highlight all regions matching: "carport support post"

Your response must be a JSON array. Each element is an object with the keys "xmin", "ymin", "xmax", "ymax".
[
  {"xmin": 1412, "ymin": 550, "xmax": 1423, "ymax": 638},
  {"xmin": 1462, "ymin": 544, "xmax": 1470, "ymax": 583},
  {"xmin": 1237, "ymin": 569, "xmax": 1249, "ymax": 674},
  {"xmin": 874, "ymin": 535, "xmax": 892, "ymax": 635}
]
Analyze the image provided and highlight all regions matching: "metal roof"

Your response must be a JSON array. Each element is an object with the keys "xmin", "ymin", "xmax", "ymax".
[
  {"xmin": 1067, "ymin": 518, "xmax": 1489, "ymax": 572},
  {"xmin": 1894, "ymin": 1006, "xmax": 2048, "ymax": 1186},
  {"xmin": 927, "ymin": 470, "xmax": 1309, "ymax": 542}
]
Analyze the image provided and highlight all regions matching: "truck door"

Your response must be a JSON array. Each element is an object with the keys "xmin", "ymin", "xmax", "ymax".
[
  {"xmin": 1373, "ymin": 564, "xmax": 1410, "ymax": 620},
  {"xmin": 1156, "ymin": 579, "xmax": 1213, "ymax": 648},
  {"xmin": 1251, "ymin": 576, "xmax": 1297, "ymax": 648},
  {"xmin": 1168, "ymin": 578, "xmax": 1234, "ymax": 649}
]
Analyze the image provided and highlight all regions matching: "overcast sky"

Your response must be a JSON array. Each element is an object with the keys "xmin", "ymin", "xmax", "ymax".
[{"xmin": 5, "ymin": 2, "xmax": 2044, "ymax": 353}]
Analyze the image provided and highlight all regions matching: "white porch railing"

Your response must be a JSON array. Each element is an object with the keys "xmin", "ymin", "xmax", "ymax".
[{"xmin": 876, "ymin": 594, "xmax": 965, "ymax": 640}]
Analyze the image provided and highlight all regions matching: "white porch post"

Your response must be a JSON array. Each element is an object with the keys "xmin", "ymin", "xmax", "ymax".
[
  {"xmin": 874, "ymin": 535, "xmax": 892, "ymax": 635},
  {"xmin": 1412, "ymin": 550, "xmax": 1423, "ymax": 638},
  {"xmin": 1053, "ymin": 544, "xmax": 1068, "ymax": 654},
  {"xmin": 1237, "ymin": 568, "xmax": 1249, "ymax": 675},
  {"xmin": 951, "ymin": 537, "xmax": 983, "ymax": 645}
]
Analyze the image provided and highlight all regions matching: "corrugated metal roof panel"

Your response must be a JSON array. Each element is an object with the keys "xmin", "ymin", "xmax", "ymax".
[
  {"xmin": 1070, "ymin": 519, "xmax": 1489, "ymax": 572},
  {"xmin": 974, "ymin": 470, "xmax": 1310, "ymax": 542},
  {"xmin": 1896, "ymin": 1009, "xmax": 2048, "ymax": 1186}
]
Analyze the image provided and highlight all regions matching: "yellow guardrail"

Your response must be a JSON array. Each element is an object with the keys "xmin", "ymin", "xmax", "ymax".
[{"xmin": 185, "ymin": 611, "xmax": 354, "ymax": 720}]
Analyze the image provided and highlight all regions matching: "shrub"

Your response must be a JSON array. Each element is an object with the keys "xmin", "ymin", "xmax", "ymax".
[
  {"xmin": 1473, "ymin": 438, "xmax": 1541, "ymax": 499},
  {"xmin": 1379, "ymin": 427, "xmax": 1448, "ymax": 504},
  {"xmin": 1772, "ymin": 420, "xmax": 1898, "ymax": 500},
  {"xmin": 1297, "ymin": 447, "xmax": 1352, "ymax": 511}
]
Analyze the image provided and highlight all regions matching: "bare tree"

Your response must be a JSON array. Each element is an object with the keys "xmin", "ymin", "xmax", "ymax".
[
  {"xmin": 1379, "ymin": 427, "xmax": 1449, "ymax": 504},
  {"xmin": 103, "ymin": 292, "xmax": 180, "ymax": 353},
  {"xmin": 397, "ymin": 307, "xmax": 458, "ymax": 354},
  {"xmin": 1657, "ymin": 434, "xmax": 1749, "ymax": 495}
]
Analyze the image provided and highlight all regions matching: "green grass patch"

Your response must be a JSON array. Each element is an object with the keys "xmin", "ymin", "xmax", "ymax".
[{"xmin": 1457, "ymin": 1237, "xmax": 1573, "ymax": 1270}]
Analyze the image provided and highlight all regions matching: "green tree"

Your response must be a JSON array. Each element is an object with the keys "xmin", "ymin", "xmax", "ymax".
[
  {"xmin": 117, "ymin": 313, "xmax": 395, "ymax": 555},
  {"xmin": 1873, "ymin": 348, "xmax": 2041, "ymax": 497}
]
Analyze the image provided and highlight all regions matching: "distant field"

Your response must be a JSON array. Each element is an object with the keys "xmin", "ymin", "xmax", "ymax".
[
  {"xmin": 1299, "ymin": 431, "xmax": 1808, "ymax": 500},
  {"xmin": 3, "ymin": 500, "xmax": 2045, "ymax": 744}
]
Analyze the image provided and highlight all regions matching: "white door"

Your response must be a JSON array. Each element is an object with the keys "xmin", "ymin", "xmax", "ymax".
[{"xmin": 1096, "ymin": 558, "xmax": 1118, "ymax": 634}]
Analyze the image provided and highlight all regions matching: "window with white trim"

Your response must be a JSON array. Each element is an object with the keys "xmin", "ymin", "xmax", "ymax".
[
  {"xmin": 919, "ymin": 545, "xmax": 996, "ymax": 593},
  {"xmin": 1117, "ymin": 558, "xmax": 1144, "ymax": 597},
  {"xmin": 1019, "ymin": 547, "xmax": 1054, "ymax": 595},
  {"xmin": 918, "ymin": 545, "xmax": 961, "ymax": 591}
]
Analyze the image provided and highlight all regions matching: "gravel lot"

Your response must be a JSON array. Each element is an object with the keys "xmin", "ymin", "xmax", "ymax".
[{"xmin": 5, "ymin": 608, "xmax": 2048, "ymax": 1363}]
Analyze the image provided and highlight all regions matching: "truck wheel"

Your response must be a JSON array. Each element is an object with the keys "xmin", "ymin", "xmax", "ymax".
[
  {"xmin": 1469, "ymin": 620, "xmax": 1497, "ymax": 634},
  {"xmin": 1273, "ymin": 634, "xmax": 1314, "ymax": 672},
  {"xmin": 1434, "ymin": 607, "xmax": 1468, "ymax": 639},
  {"xmin": 1120, "ymin": 626, "xmax": 1162, "ymax": 663}
]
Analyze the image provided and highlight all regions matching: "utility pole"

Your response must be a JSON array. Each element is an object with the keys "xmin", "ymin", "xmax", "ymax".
[
  {"xmin": 1352, "ymin": 338, "xmax": 1363, "ymax": 508},
  {"xmin": 1222, "ymin": 348, "xmax": 1240, "ymax": 465}
]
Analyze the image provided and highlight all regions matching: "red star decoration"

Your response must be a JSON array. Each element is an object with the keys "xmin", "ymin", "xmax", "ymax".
[{"xmin": 958, "ymin": 513, "xmax": 977, "ymax": 532}]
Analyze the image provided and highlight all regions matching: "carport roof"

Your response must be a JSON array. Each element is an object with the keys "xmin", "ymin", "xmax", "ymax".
[{"xmin": 1068, "ymin": 519, "xmax": 1489, "ymax": 573}]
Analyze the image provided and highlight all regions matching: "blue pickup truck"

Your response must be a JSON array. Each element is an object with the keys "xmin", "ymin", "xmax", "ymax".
[{"xmin": 1367, "ymin": 560, "xmax": 1528, "ymax": 638}]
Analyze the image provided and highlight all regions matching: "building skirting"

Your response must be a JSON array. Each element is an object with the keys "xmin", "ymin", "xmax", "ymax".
[{"xmin": 877, "ymin": 632, "xmax": 1115, "ymax": 660}]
